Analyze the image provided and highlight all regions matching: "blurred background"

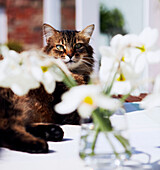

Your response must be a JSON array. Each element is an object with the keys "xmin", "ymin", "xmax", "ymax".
[{"xmin": 0, "ymin": 0, "xmax": 160, "ymax": 77}]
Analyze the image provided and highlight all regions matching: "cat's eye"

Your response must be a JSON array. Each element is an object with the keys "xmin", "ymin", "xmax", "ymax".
[
  {"xmin": 56, "ymin": 45, "xmax": 64, "ymax": 51},
  {"xmin": 75, "ymin": 43, "xmax": 82, "ymax": 49}
]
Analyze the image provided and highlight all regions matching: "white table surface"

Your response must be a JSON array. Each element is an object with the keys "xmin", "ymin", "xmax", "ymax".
[{"xmin": 0, "ymin": 109, "xmax": 160, "ymax": 170}]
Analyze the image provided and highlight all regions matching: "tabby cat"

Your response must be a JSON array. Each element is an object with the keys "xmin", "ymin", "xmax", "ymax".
[{"xmin": 0, "ymin": 24, "xmax": 95, "ymax": 153}]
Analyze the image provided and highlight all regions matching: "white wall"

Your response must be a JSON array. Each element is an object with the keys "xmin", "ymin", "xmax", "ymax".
[
  {"xmin": 76, "ymin": 0, "xmax": 99, "ymax": 56},
  {"xmin": 148, "ymin": 0, "xmax": 160, "ymax": 82},
  {"xmin": 43, "ymin": 0, "xmax": 61, "ymax": 45},
  {"xmin": 149, "ymin": 0, "xmax": 160, "ymax": 47},
  {"xmin": 76, "ymin": 0, "xmax": 100, "ymax": 71},
  {"xmin": 43, "ymin": 0, "xmax": 61, "ymax": 29}
]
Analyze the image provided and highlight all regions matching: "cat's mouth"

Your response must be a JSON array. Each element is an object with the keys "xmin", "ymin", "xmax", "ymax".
[
  {"xmin": 63, "ymin": 55, "xmax": 80, "ymax": 69},
  {"xmin": 65, "ymin": 60, "xmax": 81, "ymax": 70},
  {"xmin": 63, "ymin": 55, "xmax": 77, "ymax": 64},
  {"xmin": 65, "ymin": 60, "xmax": 76, "ymax": 63}
]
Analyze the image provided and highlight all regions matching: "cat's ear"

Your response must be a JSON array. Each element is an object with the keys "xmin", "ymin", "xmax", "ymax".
[
  {"xmin": 43, "ymin": 23, "xmax": 59, "ymax": 42},
  {"xmin": 80, "ymin": 24, "xmax": 95, "ymax": 41}
]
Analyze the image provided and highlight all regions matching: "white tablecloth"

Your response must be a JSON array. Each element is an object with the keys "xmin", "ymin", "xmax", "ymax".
[{"xmin": 0, "ymin": 109, "xmax": 160, "ymax": 170}]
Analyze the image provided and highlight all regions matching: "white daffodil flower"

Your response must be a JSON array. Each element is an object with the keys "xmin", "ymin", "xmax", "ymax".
[
  {"xmin": 0, "ymin": 50, "xmax": 40, "ymax": 96},
  {"xmin": 21, "ymin": 50, "xmax": 69, "ymax": 94},
  {"xmin": 99, "ymin": 27, "xmax": 160, "ymax": 96},
  {"xmin": 110, "ymin": 34, "xmax": 139, "ymax": 55},
  {"xmin": 138, "ymin": 27, "xmax": 158, "ymax": 49},
  {"xmin": 0, "ymin": 46, "xmax": 70, "ymax": 95},
  {"xmin": 110, "ymin": 27, "xmax": 160, "ymax": 64},
  {"xmin": 99, "ymin": 46, "xmax": 141, "ymax": 95},
  {"xmin": 99, "ymin": 55, "xmax": 117, "ymax": 85},
  {"xmin": 99, "ymin": 35, "xmax": 141, "ymax": 84},
  {"xmin": 55, "ymin": 84, "xmax": 122, "ymax": 118},
  {"xmin": 99, "ymin": 46, "xmax": 120, "ymax": 88},
  {"xmin": 135, "ymin": 27, "xmax": 160, "ymax": 64}
]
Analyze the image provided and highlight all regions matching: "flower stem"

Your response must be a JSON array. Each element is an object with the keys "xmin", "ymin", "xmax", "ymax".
[
  {"xmin": 63, "ymin": 74, "xmax": 77, "ymax": 88},
  {"xmin": 104, "ymin": 60, "xmax": 121, "ymax": 95},
  {"xmin": 120, "ymin": 93, "xmax": 130, "ymax": 103},
  {"xmin": 105, "ymin": 133, "xmax": 120, "ymax": 159},
  {"xmin": 53, "ymin": 62, "xmax": 77, "ymax": 88},
  {"xmin": 114, "ymin": 134, "xmax": 132, "ymax": 158},
  {"xmin": 91, "ymin": 127, "xmax": 100, "ymax": 155},
  {"xmin": 104, "ymin": 70, "xmax": 117, "ymax": 95}
]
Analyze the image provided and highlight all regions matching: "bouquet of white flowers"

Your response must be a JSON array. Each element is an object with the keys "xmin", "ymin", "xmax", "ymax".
[
  {"xmin": 0, "ymin": 45, "xmax": 75, "ymax": 96},
  {"xmin": 54, "ymin": 27, "xmax": 160, "ymax": 164}
]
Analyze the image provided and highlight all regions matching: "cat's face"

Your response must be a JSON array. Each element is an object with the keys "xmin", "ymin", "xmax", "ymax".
[{"xmin": 43, "ymin": 24, "xmax": 94, "ymax": 74}]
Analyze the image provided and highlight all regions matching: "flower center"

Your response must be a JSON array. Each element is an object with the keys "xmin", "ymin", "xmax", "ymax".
[
  {"xmin": 41, "ymin": 66, "xmax": 48, "ymax": 73},
  {"xmin": 83, "ymin": 96, "xmax": 93, "ymax": 105},
  {"xmin": 121, "ymin": 56, "xmax": 125, "ymax": 62},
  {"xmin": 117, "ymin": 73, "xmax": 126, "ymax": 81},
  {"xmin": 136, "ymin": 45, "xmax": 146, "ymax": 52}
]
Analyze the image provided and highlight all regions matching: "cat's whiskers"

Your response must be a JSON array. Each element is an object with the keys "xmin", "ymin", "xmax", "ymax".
[
  {"xmin": 81, "ymin": 59, "xmax": 94, "ymax": 66},
  {"xmin": 81, "ymin": 61, "xmax": 94, "ymax": 72},
  {"xmin": 82, "ymin": 56, "xmax": 98, "ymax": 63},
  {"xmin": 82, "ymin": 56, "xmax": 94, "ymax": 60}
]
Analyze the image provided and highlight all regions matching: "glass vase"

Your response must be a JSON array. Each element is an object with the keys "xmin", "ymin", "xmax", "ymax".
[{"xmin": 79, "ymin": 107, "xmax": 131, "ymax": 170}]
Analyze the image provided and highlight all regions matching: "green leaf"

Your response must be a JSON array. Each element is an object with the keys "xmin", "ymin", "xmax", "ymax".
[
  {"xmin": 92, "ymin": 109, "xmax": 113, "ymax": 132},
  {"xmin": 98, "ymin": 108, "xmax": 113, "ymax": 117}
]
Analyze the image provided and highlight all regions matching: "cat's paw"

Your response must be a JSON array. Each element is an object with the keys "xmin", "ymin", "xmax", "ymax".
[
  {"xmin": 45, "ymin": 124, "xmax": 64, "ymax": 141},
  {"xmin": 26, "ymin": 123, "xmax": 64, "ymax": 142}
]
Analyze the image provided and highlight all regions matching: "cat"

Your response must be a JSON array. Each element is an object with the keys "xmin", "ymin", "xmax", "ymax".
[
  {"xmin": 43, "ymin": 23, "xmax": 95, "ymax": 124},
  {"xmin": 0, "ymin": 24, "xmax": 95, "ymax": 153}
]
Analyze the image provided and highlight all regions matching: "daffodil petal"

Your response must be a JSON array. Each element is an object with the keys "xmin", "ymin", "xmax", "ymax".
[
  {"xmin": 78, "ymin": 103, "xmax": 93, "ymax": 118},
  {"xmin": 96, "ymin": 95, "xmax": 122, "ymax": 111},
  {"xmin": 140, "ymin": 94, "xmax": 160, "ymax": 109},
  {"xmin": 139, "ymin": 27, "xmax": 159, "ymax": 48},
  {"xmin": 55, "ymin": 100, "xmax": 79, "ymax": 114}
]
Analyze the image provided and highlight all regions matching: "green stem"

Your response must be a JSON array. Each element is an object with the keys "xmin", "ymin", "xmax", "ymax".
[
  {"xmin": 92, "ymin": 109, "xmax": 120, "ymax": 159},
  {"xmin": 103, "ymin": 60, "xmax": 122, "ymax": 95},
  {"xmin": 114, "ymin": 134, "xmax": 132, "ymax": 158},
  {"xmin": 53, "ymin": 63, "xmax": 77, "ymax": 88},
  {"xmin": 63, "ymin": 74, "xmax": 77, "ymax": 88},
  {"xmin": 120, "ymin": 93, "xmax": 130, "ymax": 103},
  {"xmin": 120, "ymin": 86, "xmax": 139, "ymax": 103},
  {"xmin": 104, "ymin": 70, "xmax": 117, "ymax": 95},
  {"xmin": 91, "ymin": 127, "xmax": 100, "ymax": 155},
  {"xmin": 105, "ymin": 133, "xmax": 120, "ymax": 159}
]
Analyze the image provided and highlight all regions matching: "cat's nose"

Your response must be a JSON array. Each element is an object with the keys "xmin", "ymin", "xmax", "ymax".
[
  {"xmin": 66, "ymin": 49, "xmax": 73, "ymax": 59},
  {"xmin": 67, "ymin": 53, "xmax": 73, "ymax": 59}
]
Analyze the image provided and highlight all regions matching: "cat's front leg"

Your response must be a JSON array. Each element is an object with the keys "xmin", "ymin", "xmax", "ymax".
[{"xmin": 0, "ymin": 123, "xmax": 48, "ymax": 153}]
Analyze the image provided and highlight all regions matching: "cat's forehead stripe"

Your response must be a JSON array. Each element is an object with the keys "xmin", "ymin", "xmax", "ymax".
[{"xmin": 61, "ymin": 31, "xmax": 77, "ymax": 46}]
